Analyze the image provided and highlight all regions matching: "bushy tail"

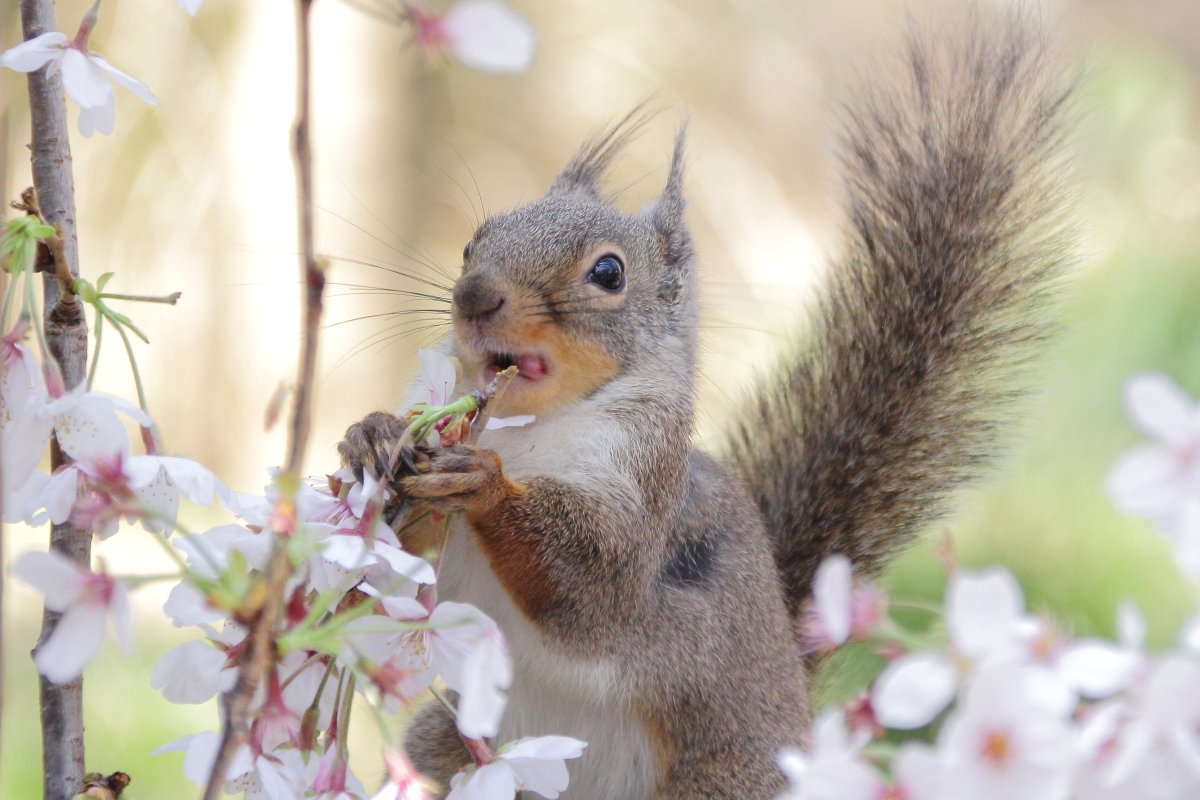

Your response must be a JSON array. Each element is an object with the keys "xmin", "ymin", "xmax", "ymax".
[{"xmin": 724, "ymin": 17, "xmax": 1077, "ymax": 617}]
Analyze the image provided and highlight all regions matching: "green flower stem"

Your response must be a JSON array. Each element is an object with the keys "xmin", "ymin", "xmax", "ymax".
[
  {"xmin": 888, "ymin": 599, "xmax": 946, "ymax": 616},
  {"xmin": 277, "ymin": 600, "xmax": 380, "ymax": 656},
  {"xmin": 23, "ymin": 265, "xmax": 53, "ymax": 367},
  {"xmin": 98, "ymin": 291, "xmax": 181, "ymax": 305},
  {"xmin": 86, "ymin": 312, "xmax": 103, "ymax": 389},
  {"xmin": 1, "ymin": 272, "xmax": 20, "ymax": 331},
  {"xmin": 139, "ymin": 507, "xmax": 223, "ymax": 577},
  {"xmin": 121, "ymin": 572, "xmax": 184, "ymax": 589},
  {"xmin": 280, "ymin": 652, "xmax": 327, "ymax": 693},
  {"xmin": 342, "ymin": 658, "xmax": 398, "ymax": 746},
  {"xmin": 405, "ymin": 395, "xmax": 480, "ymax": 446},
  {"xmin": 875, "ymin": 619, "xmax": 940, "ymax": 652},
  {"xmin": 429, "ymin": 685, "xmax": 460, "ymax": 721},
  {"xmin": 110, "ymin": 317, "xmax": 148, "ymax": 414},
  {"xmin": 337, "ymin": 673, "xmax": 356, "ymax": 759}
]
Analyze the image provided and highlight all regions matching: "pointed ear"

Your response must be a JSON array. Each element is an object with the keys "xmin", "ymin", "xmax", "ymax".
[
  {"xmin": 652, "ymin": 123, "xmax": 693, "ymax": 301},
  {"xmin": 550, "ymin": 103, "xmax": 656, "ymax": 198}
]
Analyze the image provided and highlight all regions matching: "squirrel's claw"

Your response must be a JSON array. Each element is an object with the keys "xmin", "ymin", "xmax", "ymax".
[{"xmin": 338, "ymin": 411, "xmax": 415, "ymax": 484}]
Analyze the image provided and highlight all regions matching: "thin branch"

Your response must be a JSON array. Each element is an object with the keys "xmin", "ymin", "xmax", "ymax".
[
  {"xmin": 203, "ymin": 0, "xmax": 324, "ymax": 795},
  {"xmin": 17, "ymin": 2, "xmax": 91, "ymax": 799}
]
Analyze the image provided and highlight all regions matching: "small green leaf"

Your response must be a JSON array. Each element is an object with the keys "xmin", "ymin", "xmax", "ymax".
[
  {"xmin": 106, "ymin": 309, "xmax": 150, "ymax": 343},
  {"xmin": 96, "ymin": 272, "xmax": 115, "ymax": 291},
  {"xmin": 73, "ymin": 278, "xmax": 99, "ymax": 304}
]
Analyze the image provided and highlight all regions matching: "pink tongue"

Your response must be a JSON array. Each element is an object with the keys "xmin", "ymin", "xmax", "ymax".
[{"xmin": 516, "ymin": 354, "xmax": 546, "ymax": 380}]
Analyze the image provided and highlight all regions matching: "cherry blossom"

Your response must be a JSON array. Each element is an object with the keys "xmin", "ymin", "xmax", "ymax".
[
  {"xmin": 1096, "ymin": 655, "xmax": 1200, "ymax": 795},
  {"xmin": 1056, "ymin": 601, "xmax": 1148, "ymax": 700},
  {"xmin": 775, "ymin": 711, "xmax": 880, "ymax": 800},
  {"xmin": 414, "ymin": 348, "xmax": 534, "ymax": 440},
  {"xmin": 1107, "ymin": 373, "xmax": 1200, "ymax": 577},
  {"xmin": 152, "ymin": 731, "xmax": 254, "ymax": 786},
  {"xmin": 428, "ymin": 601, "xmax": 512, "ymax": 738},
  {"xmin": 150, "ymin": 640, "xmax": 235, "ymax": 704},
  {"xmin": 447, "ymin": 735, "xmax": 586, "ymax": 800},
  {"xmin": 935, "ymin": 665, "xmax": 1078, "ymax": 800},
  {"xmin": 801, "ymin": 554, "xmax": 885, "ymax": 653},
  {"xmin": 11, "ymin": 551, "xmax": 131, "ymax": 683},
  {"xmin": 0, "ymin": 10, "xmax": 157, "ymax": 137},
  {"xmin": 409, "ymin": 1, "xmax": 535, "ymax": 74},
  {"xmin": 1, "ymin": 323, "xmax": 50, "ymax": 515},
  {"xmin": 872, "ymin": 568, "xmax": 1042, "ymax": 729}
]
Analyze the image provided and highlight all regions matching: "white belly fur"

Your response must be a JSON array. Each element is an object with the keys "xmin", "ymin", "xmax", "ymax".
[
  {"xmin": 437, "ymin": 521, "xmax": 658, "ymax": 800},
  {"xmin": 400, "ymin": 366, "xmax": 661, "ymax": 798}
]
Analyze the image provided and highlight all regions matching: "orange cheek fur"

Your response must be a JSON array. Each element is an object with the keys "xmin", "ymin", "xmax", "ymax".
[{"xmin": 462, "ymin": 319, "xmax": 621, "ymax": 418}]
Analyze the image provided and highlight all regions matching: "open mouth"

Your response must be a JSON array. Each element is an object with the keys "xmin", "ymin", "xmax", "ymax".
[{"xmin": 485, "ymin": 351, "xmax": 549, "ymax": 382}]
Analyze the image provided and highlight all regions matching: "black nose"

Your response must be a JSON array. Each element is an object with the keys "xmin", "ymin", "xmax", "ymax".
[{"xmin": 454, "ymin": 274, "xmax": 507, "ymax": 322}]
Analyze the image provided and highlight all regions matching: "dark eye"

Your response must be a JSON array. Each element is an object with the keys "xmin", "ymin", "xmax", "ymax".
[
  {"xmin": 587, "ymin": 254, "xmax": 625, "ymax": 292},
  {"xmin": 462, "ymin": 240, "xmax": 474, "ymax": 262}
]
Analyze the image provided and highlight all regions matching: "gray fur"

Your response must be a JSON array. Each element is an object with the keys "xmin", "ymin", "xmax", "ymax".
[{"xmin": 341, "ymin": 14, "xmax": 1076, "ymax": 798}]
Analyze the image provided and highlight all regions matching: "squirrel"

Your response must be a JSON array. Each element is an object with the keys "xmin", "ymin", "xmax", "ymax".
[{"xmin": 338, "ymin": 15, "xmax": 1075, "ymax": 800}]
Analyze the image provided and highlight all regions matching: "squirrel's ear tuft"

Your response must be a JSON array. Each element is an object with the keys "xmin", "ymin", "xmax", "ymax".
[
  {"xmin": 652, "ymin": 123, "xmax": 693, "ymax": 300},
  {"xmin": 550, "ymin": 102, "xmax": 656, "ymax": 198}
]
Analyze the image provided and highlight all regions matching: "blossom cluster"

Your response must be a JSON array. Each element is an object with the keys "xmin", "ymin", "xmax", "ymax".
[
  {"xmin": 779, "ymin": 374, "xmax": 1200, "ymax": 800},
  {"xmin": 0, "ymin": 0, "xmax": 535, "ymax": 137},
  {"xmin": 6, "ymin": 311, "xmax": 578, "ymax": 799}
]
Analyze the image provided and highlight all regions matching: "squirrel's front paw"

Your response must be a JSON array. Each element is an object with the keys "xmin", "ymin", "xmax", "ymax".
[
  {"xmin": 338, "ymin": 411, "xmax": 414, "ymax": 483},
  {"xmin": 402, "ymin": 444, "xmax": 511, "ymax": 517}
]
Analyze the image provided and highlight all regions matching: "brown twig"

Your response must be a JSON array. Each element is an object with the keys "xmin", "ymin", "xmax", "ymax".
[
  {"xmin": 202, "ymin": 0, "xmax": 322, "ymax": 795},
  {"xmin": 16, "ymin": 185, "xmax": 73, "ymax": 294},
  {"xmin": 17, "ymin": 2, "xmax": 92, "ymax": 799}
]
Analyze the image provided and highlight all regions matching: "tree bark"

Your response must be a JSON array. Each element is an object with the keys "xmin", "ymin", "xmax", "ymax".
[{"xmin": 18, "ymin": 2, "xmax": 91, "ymax": 799}]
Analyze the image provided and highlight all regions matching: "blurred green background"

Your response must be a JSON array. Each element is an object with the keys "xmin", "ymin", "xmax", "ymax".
[{"xmin": 4, "ymin": 0, "xmax": 1200, "ymax": 796}]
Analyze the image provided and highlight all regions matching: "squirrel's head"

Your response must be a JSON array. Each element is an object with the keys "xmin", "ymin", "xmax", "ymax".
[{"xmin": 451, "ymin": 111, "xmax": 695, "ymax": 418}]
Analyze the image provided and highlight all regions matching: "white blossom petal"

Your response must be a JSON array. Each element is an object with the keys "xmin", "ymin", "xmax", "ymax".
[
  {"xmin": 1117, "ymin": 601, "xmax": 1147, "ymax": 649},
  {"xmin": 76, "ymin": 91, "xmax": 115, "ymax": 137},
  {"xmin": 948, "ymin": 568, "xmax": 1025, "ymax": 659},
  {"xmin": 38, "ymin": 466, "xmax": 82, "ymax": 526},
  {"xmin": 485, "ymin": 415, "xmax": 535, "ymax": 430},
  {"xmin": 1058, "ymin": 641, "xmax": 1140, "ymax": 698},
  {"xmin": 447, "ymin": 762, "xmax": 516, "ymax": 800},
  {"xmin": 443, "ymin": 0, "xmax": 535, "ymax": 74},
  {"xmin": 813, "ymin": 554, "xmax": 852, "ymax": 645},
  {"xmin": 88, "ymin": 53, "xmax": 158, "ymax": 105},
  {"xmin": 872, "ymin": 653, "xmax": 958, "ymax": 729},
  {"xmin": 47, "ymin": 390, "xmax": 136, "ymax": 461},
  {"xmin": 36, "ymin": 601, "xmax": 107, "ymax": 682},
  {"xmin": 1124, "ymin": 373, "xmax": 1198, "ymax": 446},
  {"xmin": 177, "ymin": 0, "xmax": 205, "ymax": 14},
  {"xmin": 1106, "ymin": 446, "xmax": 1185, "ymax": 519},
  {"xmin": 163, "ymin": 580, "xmax": 224, "ymax": 627},
  {"xmin": 456, "ymin": 635, "xmax": 512, "ymax": 738},
  {"xmin": 372, "ymin": 541, "xmax": 436, "ymax": 584},
  {"xmin": 322, "ymin": 534, "xmax": 372, "ymax": 570},
  {"xmin": 151, "ymin": 641, "xmax": 230, "ymax": 703},
  {"xmin": 418, "ymin": 348, "xmax": 458, "ymax": 406},
  {"xmin": 153, "ymin": 731, "xmax": 254, "ymax": 785},
  {"xmin": 0, "ymin": 31, "xmax": 67, "ymax": 72},
  {"xmin": 502, "ymin": 736, "xmax": 586, "ymax": 798},
  {"xmin": 11, "ymin": 549, "xmax": 85, "ymax": 611},
  {"xmin": 59, "ymin": 47, "xmax": 111, "ymax": 108},
  {"xmin": 110, "ymin": 579, "xmax": 133, "ymax": 654}
]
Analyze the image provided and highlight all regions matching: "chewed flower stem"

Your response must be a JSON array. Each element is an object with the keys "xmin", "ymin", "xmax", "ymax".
[{"xmin": 400, "ymin": 365, "xmax": 520, "ymax": 451}]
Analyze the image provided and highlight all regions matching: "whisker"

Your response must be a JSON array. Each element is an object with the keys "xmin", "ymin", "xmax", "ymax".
[
  {"xmin": 324, "ymin": 310, "xmax": 451, "ymax": 331},
  {"xmin": 326, "ymin": 255, "xmax": 454, "ymax": 294}
]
